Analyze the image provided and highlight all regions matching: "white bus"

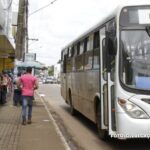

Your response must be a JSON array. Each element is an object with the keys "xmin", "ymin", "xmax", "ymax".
[{"xmin": 61, "ymin": 3, "xmax": 150, "ymax": 140}]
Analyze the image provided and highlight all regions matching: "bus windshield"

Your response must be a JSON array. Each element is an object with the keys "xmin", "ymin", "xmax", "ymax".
[{"xmin": 120, "ymin": 30, "xmax": 150, "ymax": 90}]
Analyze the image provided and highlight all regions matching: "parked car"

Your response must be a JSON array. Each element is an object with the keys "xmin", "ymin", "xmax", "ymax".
[
  {"xmin": 42, "ymin": 76, "xmax": 53, "ymax": 84},
  {"xmin": 52, "ymin": 77, "xmax": 57, "ymax": 84}
]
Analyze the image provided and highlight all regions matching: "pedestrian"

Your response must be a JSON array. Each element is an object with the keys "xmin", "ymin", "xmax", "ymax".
[
  {"xmin": 13, "ymin": 72, "xmax": 22, "ymax": 106},
  {"xmin": 0, "ymin": 73, "xmax": 3, "ymax": 105},
  {"xmin": 1, "ymin": 72, "xmax": 8, "ymax": 104},
  {"xmin": 17, "ymin": 67, "xmax": 38, "ymax": 125}
]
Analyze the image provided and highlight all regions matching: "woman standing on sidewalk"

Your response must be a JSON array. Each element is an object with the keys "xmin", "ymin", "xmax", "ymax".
[
  {"xmin": 17, "ymin": 67, "xmax": 38, "ymax": 125},
  {"xmin": 1, "ymin": 72, "xmax": 8, "ymax": 104},
  {"xmin": 13, "ymin": 72, "xmax": 22, "ymax": 106}
]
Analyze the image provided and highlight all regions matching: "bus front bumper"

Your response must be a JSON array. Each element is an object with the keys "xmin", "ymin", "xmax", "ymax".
[{"xmin": 115, "ymin": 113, "xmax": 150, "ymax": 139}]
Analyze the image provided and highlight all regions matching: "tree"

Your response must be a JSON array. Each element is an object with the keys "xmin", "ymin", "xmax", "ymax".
[{"xmin": 48, "ymin": 65, "xmax": 54, "ymax": 76}]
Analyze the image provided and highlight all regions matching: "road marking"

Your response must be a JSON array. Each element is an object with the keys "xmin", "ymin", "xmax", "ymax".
[{"xmin": 37, "ymin": 92, "xmax": 71, "ymax": 150}]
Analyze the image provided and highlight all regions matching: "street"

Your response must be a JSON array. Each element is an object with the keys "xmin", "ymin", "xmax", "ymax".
[{"xmin": 38, "ymin": 84, "xmax": 150, "ymax": 150}]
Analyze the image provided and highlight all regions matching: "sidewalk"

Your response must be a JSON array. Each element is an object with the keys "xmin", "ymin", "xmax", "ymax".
[{"xmin": 0, "ymin": 94, "xmax": 66, "ymax": 150}]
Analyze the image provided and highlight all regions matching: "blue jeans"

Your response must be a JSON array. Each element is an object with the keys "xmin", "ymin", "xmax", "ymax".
[{"xmin": 22, "ymin": 96, "xmax": 33, "ymax": 120}]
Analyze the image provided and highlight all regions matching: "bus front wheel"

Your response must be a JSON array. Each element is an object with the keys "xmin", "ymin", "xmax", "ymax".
[{"xmin": 97, "ymin": 103, "xmax": 108, "ymax": 140}]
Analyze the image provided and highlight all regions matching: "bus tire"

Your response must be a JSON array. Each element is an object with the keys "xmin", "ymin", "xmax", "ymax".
[
  {"xmin": 97, "ymin": 103, "xmax": 108, "ymax": 140},
  {"xmin": 69, "ymin": 91, "xmax": 76, "ymax": 116}
]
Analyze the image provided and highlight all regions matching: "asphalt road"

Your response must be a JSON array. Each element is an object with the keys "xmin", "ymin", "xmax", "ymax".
[{"xmin": 38, "ymin": 84, "xmax": 150, "ymax": 150}]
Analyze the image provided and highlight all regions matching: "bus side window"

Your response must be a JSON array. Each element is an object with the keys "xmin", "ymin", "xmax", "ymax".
[
  {"xmin": 84, "ymin": 36, "xmax": 93, "ymax": 70},
  {"xmin": 71, "ymin": 46, "xmax": 74, "ymax": 57},
  {"xmin": 75, "ymin": 42, "xmax": 84, "ymax": 71},
  {"xmin": 61, "ymin": 51, "xmax": 64, "ymax": 73},
  {"xmin": 77, "ymin": 42, "xmax": 80, "ymax": 55},
  {"xmin": 63, "ymin": 54, "xmax": 67, "ymax": 73},
  {"xmin": 71, "ymin": 46, "xmax": 76, "ymax": 72},
  {"xmin": 66, "ymin": 47, "xmax": 72, "ymax": 73},
  {"xmin": 102, "ymin": 38, "xmax": 108, "ymax": 80},
  {"xmin": 93, "ymin": 31, "xmax": 100, "ymax": 69}
]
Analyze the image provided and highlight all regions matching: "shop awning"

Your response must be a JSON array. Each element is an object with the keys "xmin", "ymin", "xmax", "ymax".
[{"xmin": 0, "ymin": 35, "xmax": 15, "ymax": 58}]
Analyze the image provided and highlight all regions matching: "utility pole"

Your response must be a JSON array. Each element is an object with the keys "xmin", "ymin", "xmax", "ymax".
[
  {"xmin": 16, "ymin": 0, "xmax": 28, "ymax": 60},
  {"xmin": 25, "ymin": 0, "xmax": 29, "ymax": 53}
]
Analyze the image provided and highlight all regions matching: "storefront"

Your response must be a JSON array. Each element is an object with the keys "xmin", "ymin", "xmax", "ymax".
[{"xmin": 0, "ymin": 35, "xmax": 15, "ymax": 73}]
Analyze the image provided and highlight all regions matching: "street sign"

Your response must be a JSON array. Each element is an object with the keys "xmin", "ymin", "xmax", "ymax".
[{"xmin": 24, "ymin": 53, "xmax": 36, "ymax": 62}]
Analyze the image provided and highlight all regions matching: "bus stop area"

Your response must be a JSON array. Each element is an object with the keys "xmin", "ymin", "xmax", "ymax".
[{"xmin": 0, "ymin": 93, "xmax": 66, "ymax": 150}]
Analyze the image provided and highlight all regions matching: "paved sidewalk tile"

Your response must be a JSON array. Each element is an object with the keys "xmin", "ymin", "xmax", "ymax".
[
  {"xmin": 0, "ymin": 96, "xmax": 66, "ymax": 150},
  {"xmin": 0, "ymin": 102, "xmax": 21, "ymax": 150}
]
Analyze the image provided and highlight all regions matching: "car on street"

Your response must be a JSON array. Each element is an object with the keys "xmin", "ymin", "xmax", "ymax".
[{"xmin": 42, "ymin": 76, "xmax": 54, "ymax": 84}]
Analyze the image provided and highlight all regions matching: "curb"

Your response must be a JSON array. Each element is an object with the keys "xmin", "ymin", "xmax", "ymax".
[{"xmin": 36, "ymin": 92, "xmax": 71, "ymax": 150}]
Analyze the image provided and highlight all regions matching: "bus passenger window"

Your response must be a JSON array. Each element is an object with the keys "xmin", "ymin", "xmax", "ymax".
[
  {"xmin": 77, "ymin": 43, "xmax": 80, "ymax": 55},
  {"xmin": 84, "ymin": 35, "xmax": 94, "ymax": 70},
  {"xmin": 68, "ymin": 47, "xmax": 71, "ymax": 57},
  {"xmin": 63, "ymin": 54, "xmax": 67, "ymax": 73},
  {"xmin": 93, "ymin": 31, "xmax": 100, "ymax": 69},
  {"xmin": 80, "ymin": 41, "xmax": 84, "ymax": 54},
  {"xmin": 102, "ymin": 39, "xmax": 108, "ymax": 80},
  {"xmin": 75, "ymin": 55, "xmax": 84, "ymax": 71},
  {"xmin": 71, "ymin": 46, "xmax": 74, "ymax": 57},
  {"xmin": 93, "ymin": 31, "xmax": 100, "ymax": 49},
  {"xmin": 84, "ymin": 51, "xmax": 93, "ymax": 70},
  {"xmin": 93, "ymin": 50, "xmax": 100, "ymax": 69},
  {"xmin": 66, "ymin": 48, "xmax": 72, "ymax": 73},
  {"xmin": 84, "ymin": 38, "xmax": 88, "ymax": 53},
  {"xmin": 74, "ymin": 42, "xmax": 84, "ymax": 71}
]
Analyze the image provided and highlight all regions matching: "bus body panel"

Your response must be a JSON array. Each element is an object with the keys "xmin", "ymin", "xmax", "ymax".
[
  {"xmin": 116, "ymin": 113, "xmax": 150, "ymax": 138},
  {"xmin": 71, "ymin": 70, "xmax": 99, "ymax": 122}
]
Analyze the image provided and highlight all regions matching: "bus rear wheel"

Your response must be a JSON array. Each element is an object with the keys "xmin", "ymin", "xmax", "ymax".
[
  {"xmin": 69, "ymin": 92, "xmax": 76, "ymax": 116},
  {"xmin": 97, "ymin": 103, "xmax": 108, "ymax": 140}
]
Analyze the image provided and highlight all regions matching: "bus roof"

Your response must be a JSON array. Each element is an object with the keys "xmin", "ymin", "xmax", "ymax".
[{"xmin": 62, "ymin": 2, "xmax": 150, "ymax": 51}]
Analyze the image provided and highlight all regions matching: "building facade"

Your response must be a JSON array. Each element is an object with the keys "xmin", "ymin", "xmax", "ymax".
[{"xmin": 0, "ymin": 0, "xmax": 15, "ymax": 72}]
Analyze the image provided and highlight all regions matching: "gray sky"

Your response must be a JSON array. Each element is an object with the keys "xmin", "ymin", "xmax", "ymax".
[{"xmin": 14, "ymin": 0, "xmax": 150, "ymax": 66}]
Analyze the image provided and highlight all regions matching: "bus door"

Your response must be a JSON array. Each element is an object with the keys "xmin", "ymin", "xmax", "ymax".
[
  {"xmin": 105, "ymin": 20, "xmax": 116, "ymax": 136},
  {"xmin": 100, "ymin": 27, "xmax": 108, "ymax": 130},
  {"xmin": 100, "ymin": 26, "xmax": 116, "ymax": 135}
]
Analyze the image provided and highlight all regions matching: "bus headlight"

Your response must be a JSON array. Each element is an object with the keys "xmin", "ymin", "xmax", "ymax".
[{"xmin": 118, "ymin": 99, "xmax": 149, "ymax": 119}]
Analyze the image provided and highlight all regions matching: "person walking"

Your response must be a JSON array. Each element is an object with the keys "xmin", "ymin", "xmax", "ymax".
[
  {"xmin": 1, "ymin": 72, "xmax": 8, "ymax": 104},
  {"xmin": 17, "ymin": 67, "xmax": 38, "ymax": 125},
  {"xmin": 0, "ymin": 73, "xmax": 3, "ymax": 105},
  {"xmin": 13, "ymin": 72, "xmax": 22, "ymax": 106}
]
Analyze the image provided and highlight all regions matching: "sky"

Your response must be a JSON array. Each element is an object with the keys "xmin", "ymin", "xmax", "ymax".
[{"xmin": 13, "ymin": 0, "xmax": 150, "ymax": 66}]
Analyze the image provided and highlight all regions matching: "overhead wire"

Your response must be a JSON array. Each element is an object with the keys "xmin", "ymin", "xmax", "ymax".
[
  {"xmin": 29, "ymin": 0, "xmax": 57, "ymax": 17},
  {"xmin": 3, "ymin": 0, "xmax": 13, "ymax": 10}
]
